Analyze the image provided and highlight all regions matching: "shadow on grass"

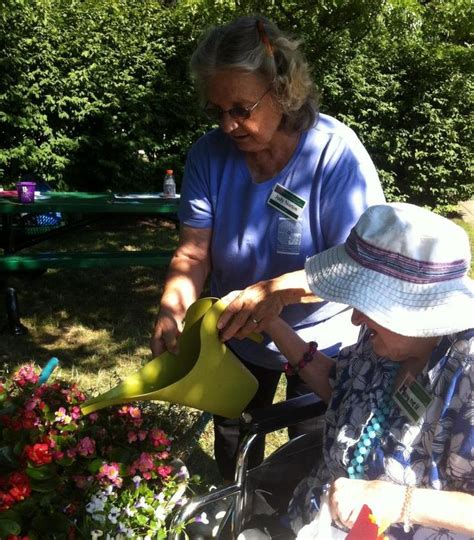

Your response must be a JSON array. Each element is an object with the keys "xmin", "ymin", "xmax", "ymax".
[
  {"xmin": 1, "ymin": 217, "xmax": 178, "ymax": 373},
  {"xmin": 0, "ymin": 216, "xmax": 236, "ymax": 487}
]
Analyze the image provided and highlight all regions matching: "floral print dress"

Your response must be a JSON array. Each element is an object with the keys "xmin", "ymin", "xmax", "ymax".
[{"xmin": 289, "ymin": 328, "xmax": 474, "ymax": 540}]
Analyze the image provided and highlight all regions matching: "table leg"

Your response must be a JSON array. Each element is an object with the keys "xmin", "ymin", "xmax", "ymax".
[{"xmin": 4, "ymin": 286, "xmax": 28, "ymax": 335}]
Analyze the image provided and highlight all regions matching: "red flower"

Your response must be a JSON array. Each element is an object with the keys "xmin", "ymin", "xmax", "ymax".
[
  {"xmin": 0, "ymin": 491, "xmax": 15, "ymax": 511},
  {"xmin": 9, "ymin": 482, "xmax": 31, "ymax": 502},
  {"xmin": 21, "ymin": 410, "xmax": 39, "ymax": 429},
  {"xmin": 24, "ymin": 443, "xmax": 52, "ymax": 466}
]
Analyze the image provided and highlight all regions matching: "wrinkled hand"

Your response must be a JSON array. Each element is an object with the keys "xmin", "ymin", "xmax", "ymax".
[
  {"xmin": 150, "ymin": 310, "xmax": 182, "ymax": 356},
  {"xmin": 217, "ymin": 280, "xmax": 285, "ymax": 341},
  {"xmin": 328, "ymin": 477, "xmax": 404, "ymax": 531}
]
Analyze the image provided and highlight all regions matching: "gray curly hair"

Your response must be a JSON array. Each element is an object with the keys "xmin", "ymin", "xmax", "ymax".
[{"xmin": 190, "ymin": 15, "xmax": 319, "ymax": 133}]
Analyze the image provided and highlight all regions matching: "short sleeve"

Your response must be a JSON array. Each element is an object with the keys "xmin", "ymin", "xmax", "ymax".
[
  {"xmin": 178, "ymin": 138, "xmax": 214, "ymax": 229},
  {"xmin": 319, "ymin": 128, "xmax": 385, "ymax": 248}
]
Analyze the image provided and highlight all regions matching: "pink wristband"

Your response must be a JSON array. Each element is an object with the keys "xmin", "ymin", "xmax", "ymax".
[{"xmin": 284, "ymin": 341, "xmax": 318, "ymax": 376}]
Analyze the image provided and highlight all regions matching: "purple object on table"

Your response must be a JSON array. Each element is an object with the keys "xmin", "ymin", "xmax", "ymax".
[{"xmin": 17, "ymin": 181, "xmax": 36, "ymax": 203}]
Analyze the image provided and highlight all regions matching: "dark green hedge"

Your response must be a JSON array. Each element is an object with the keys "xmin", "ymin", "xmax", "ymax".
[{"xmin": 0, "ymin": 0, "xmax": 472, "ymax": 207}]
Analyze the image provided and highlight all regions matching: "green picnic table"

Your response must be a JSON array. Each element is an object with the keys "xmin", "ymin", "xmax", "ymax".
[{"xmin": 0, "ymin": 191, "xmax": 180, "ymax": 334}]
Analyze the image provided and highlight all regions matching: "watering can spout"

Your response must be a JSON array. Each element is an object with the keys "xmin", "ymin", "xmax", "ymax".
[{"xmin": 81, "ymin": 298, "xmax": 260, "ymax": 418}]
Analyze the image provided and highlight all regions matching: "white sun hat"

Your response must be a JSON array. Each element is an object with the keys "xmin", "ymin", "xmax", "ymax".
[{"xmin": 305, "ymin": 203, "xmax": 474, "ymax": 337}]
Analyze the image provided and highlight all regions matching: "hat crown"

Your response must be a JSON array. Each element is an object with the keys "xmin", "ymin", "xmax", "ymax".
[{"xmin": 354, "ymin": 203, "xmax": 471, "ymax": 268}]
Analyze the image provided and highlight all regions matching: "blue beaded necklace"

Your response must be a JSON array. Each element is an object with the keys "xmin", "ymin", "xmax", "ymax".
[{"xmin": 347, "ymin": 364, "xmax": 399, "ymax": 480}]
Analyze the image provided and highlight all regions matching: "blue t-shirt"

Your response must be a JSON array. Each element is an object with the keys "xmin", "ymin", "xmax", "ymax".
[{"xmin": 179, "ymin": 114, "xmax": 385, "ymax": 369}]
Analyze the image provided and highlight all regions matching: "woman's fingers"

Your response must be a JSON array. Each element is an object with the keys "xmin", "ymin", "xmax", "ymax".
[
  {"xmin": 150, "ymin": 313, "xmax": 181, "ymax": 355},
  {"xmin": 218, "ymin": 284, "xmax": 284, "ymax": 341}
]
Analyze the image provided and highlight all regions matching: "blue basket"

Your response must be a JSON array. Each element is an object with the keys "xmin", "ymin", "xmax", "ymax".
[
  {"xmin": 20, "ymin": 212, "xmax": 62, "ymax": 235},
  {"xmin": 33, "ymin": 212, "xmax": 62, "ymax": 227}
]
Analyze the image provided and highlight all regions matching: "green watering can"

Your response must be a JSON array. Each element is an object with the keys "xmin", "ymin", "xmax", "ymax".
[{"xmin": 81, "ymin": 298, "xmax": 260, "ymax": 419}]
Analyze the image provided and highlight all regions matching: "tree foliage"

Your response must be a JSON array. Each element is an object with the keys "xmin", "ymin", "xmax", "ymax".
[{"xmin": 0, "ymin": 0, "xmax": 472, "ymax": 207}]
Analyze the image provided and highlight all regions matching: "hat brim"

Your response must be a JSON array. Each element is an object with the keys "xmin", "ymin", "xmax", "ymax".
[{"xmin": 305, "ymin": 245, "xmax": 474, "ymax": 337}]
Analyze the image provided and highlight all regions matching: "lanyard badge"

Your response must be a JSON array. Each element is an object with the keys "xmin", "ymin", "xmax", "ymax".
[
  {"xmin": 393, "ymin": 373, "xmax": 432, "ymax": 423},
  {"xmin": 267, "ymin": 183, "xmax": 306, "ymax": 221}
]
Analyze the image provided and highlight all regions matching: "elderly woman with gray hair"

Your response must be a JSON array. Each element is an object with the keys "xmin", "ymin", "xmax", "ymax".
[{"xmin": 150, "ymin": 15, "xmax": 385, "ymax": 481}]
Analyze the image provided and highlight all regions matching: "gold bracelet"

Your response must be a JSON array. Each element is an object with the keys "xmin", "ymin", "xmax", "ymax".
[{"xmin": 401, "ymin": 485, "xmax": 415, "ymax": 533}]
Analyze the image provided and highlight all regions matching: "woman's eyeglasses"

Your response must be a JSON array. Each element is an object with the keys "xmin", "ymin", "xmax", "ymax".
[{"xmin": 204, "ymin": 88, "xmax": 271, "ymax": 122}]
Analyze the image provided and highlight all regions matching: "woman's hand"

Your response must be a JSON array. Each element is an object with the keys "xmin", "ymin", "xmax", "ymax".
[
  {"xmin": 217, "ymin": 281, "xmax": 285, "ymax": 341},
  {"xmin": 216, "ymin": 270, "xmax": 321, "ymax": 342},
  {"xmin": 327, "ymin": 477, "xmax": 404, "ymax": 530},
  {"xmin": 150, "ymin": 309, "xmax": 183, "ymax": 356}
]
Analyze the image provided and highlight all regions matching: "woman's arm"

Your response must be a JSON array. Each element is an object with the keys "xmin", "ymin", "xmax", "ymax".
[
  {"xmin": 150, "ymin": 225, "xmax": 212, "ymax": 356},
  {"xmin": 410, "ymin": 487, "xmax": 474, "ymax": 535},
  {"xmin": 217, "ymin": 270, "xmax": 323, "ymax": 342},
  {"xmin": 328, "ymin": 478, "xmax": 474, "ymax": 535},
  {"xmin": 264, "ymin": 317, "xmax": 334, "ymax": 403}
]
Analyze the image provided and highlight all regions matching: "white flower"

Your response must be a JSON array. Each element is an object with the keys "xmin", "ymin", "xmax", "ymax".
[
  {"xmin": 154, "ymin": 505, "xmax": 167, "ymax": 521},
  {"xmin": 125, "ymin": 505, "xmax": 136, "ymax": 517}
]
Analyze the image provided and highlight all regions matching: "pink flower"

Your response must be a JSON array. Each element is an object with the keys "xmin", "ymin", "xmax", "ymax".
[
  {"xmin": 13, "ymin": 365, "xmax": 39, "ymax": 387},
  {"xmin": 52, "ymin": 450, "xmax": 65, "ymax": 461},
  {"xmin": 130, "ymin": 452, "xmax": 155, "ymax": 476},
  {"xmin": 24, "ymin": 397, "xmax": 39, "ymax": 411},
  {"xmin": 127, "ymin": 431, "xmax": 138, "ymax": 443},
  {"xmin": 118, "ymin": 405, "xmax": 142, "ymax": 425},
  {"xmin": 70, "ymin": 406, "xmax": 82, "ymax": 420},
  {"xmin": 76, "ymin": 437, "xmax": 96, "ymax": 457},
  {"xmin": 89, "ymin": 412, "xmax": 99, "ymax": 423},
  {"xmin": 98, "ymin": 462, "xmax": 122, "ymax": 487},
  {"xmin": 138, "ymin": 430, "xmax": 147, "ymax": 441},
  {"xmin": 66, "ymin": 448, "xmax": 77, "ymax": 459},
  {"xmin": 157, "ymin": 465, "xmax": 173, "ymax": 478},
  {"xmin": 149, "ymin": 428, "xmax": 171, "ymax": 448},
  {"xmin": 157, "ymin": 451, "xmax": 169, "ymax": 460},
  {"xmin": 128, "ymin": 406, "xmax": 141, "ymax": 419}
]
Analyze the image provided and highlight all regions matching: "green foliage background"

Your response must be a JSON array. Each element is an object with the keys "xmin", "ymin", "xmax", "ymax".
[{"xmin": 0, "ymin": 0, "xmax": 472, "ymax": 207}]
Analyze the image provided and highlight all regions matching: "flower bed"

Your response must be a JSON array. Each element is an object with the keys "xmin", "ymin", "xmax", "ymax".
[{"xmin": 0, "ymin": 365, "xmax": 197, "ymax": 539}]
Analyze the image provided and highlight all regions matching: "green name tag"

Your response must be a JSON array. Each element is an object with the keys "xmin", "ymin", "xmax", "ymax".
[
  {"xmin": 393, "ymin": 373, "xmax": 432, "ymax": 423},
  {"xmin": 267, "ymin": 183, "xmax": 306, "ymax": 221}
]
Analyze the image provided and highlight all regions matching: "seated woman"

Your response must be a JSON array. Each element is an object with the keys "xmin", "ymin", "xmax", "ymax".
[{"xmin": 257, "ymin": 203, "xmax": 474, "ymax": 538}]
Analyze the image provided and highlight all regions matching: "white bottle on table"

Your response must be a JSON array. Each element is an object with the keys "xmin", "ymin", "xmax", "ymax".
[{"xmin": 162, "ymin": 169, "xmax": 176, "ymax": 198}]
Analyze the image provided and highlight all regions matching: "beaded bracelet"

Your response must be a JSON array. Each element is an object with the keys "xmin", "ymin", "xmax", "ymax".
[
  {"xmin": 401, "ymin": 485, "xmax": 415, "ymax": 533},
  {"xmin": 284, "ymin": 341, "xmax": 318, "ymax": 376}
]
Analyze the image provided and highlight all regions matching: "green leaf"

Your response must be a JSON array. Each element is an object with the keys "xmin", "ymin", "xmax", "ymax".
[
  {"xmin": 0, "ymin": 445, "xmax": 19, "ymax": 468},
  {"xmin": 87, "ymin": 457, "xmax": 103, "ymax": 473},
  {"xmin": 59, "ymin": 423, "xmax": 78, "ymax": 432},
  {"xmin": 26, "ymin": 464, "xmax": 54, "ymax": 480},
  {"xmin": 0, "ymin": 518, "xmax": 21, "ymax": 536}
]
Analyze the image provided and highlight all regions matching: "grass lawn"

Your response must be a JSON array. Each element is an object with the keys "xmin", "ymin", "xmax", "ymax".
[{"xmin": 1, "ymin": 212, "xmax": 473, "ymax": 489}]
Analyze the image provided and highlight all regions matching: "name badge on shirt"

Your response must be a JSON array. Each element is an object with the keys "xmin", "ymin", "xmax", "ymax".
[
  {"xmin": 267, "ymin": 183, "xmax": 307, "ymax": 222},
  {"xmin": 393, "ymin": 373, "xmax": 432, "ymax": 423}
]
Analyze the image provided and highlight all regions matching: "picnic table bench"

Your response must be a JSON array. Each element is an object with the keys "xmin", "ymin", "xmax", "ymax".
[{"xmin": 0, "ymin": 249, "xmax": 175, "ymax": 271}]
